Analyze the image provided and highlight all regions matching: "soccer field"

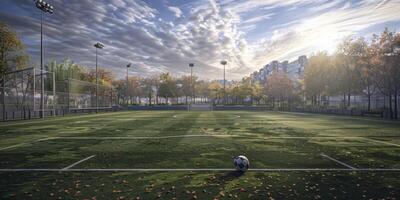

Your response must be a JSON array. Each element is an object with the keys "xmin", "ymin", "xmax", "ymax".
[{"xmin": 0, "ymin": 111, "xmax": 399, "ymax": 199}]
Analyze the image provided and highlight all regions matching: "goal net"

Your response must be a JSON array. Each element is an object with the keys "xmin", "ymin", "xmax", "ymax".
[
  {"xmin": 56, "ymin": 79, "xmax": 112, "ymax": 112},
  {"xmin": 189, "ymin": 103, "xmax": 213, "ymax": 111}
]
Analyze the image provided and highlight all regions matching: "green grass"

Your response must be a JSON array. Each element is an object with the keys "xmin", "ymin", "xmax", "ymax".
[{"xmin": 0, "ymin": 111, "xmax": 400, "ymax": 199}]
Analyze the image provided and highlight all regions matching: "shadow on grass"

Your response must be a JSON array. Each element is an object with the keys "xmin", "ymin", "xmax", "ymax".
[{"xmin": 217, "ymin": 170, "xmax": 245, "ymax": 182}]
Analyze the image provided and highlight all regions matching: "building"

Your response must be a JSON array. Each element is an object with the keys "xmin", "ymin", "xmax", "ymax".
[{"xmin": 250, "ymin": 55, "xmax": 308, "ymax": 83}]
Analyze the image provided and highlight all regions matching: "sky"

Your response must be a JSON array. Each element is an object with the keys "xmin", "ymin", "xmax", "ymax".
[{"xmin": 1, "ymin": 0, "xmax": 399, "ymax": 80}]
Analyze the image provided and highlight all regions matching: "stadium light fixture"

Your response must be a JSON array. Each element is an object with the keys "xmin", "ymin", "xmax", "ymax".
[
  {"xmin": 34, "ymin": 0, "xmax": 53, "ymax": 119},
  {"xmin": 189, "ymin": 63, "xmax": 195, "ymax": 104},
  {"xmin": 220, "ymin": 60, "xmax": 227, "ymax": 105},
  {"xmin": 94, "ymin": 42, "xmax": 104, "ymax": 113},
  {"xmin": 126, "ymin": 63, "xmax": 132, "ymax": 105}
]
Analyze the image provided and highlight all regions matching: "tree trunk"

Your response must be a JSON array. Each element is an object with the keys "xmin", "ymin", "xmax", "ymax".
[
  {"xmin": 389, "ymin": 92, "xmax": 393, "ymax": 119},
  {"xmin": 394, "ymin": 89, "xmax": 398, "ymax": 119},
  {"xmin": 148, "ymin": 94, "xmax": 152, "ymax": 105},
  {"xmin": 367, "ymin": 84, "xmax": 371, "ymax": 111},
  {"xmin": 347, "ymin": 91, "xmax": 351, "ymax": 107}
]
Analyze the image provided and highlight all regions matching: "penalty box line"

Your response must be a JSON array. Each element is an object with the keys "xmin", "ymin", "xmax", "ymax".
[
  {"xmin": 361, "ymin": 138, "xmax": 400, "ymax": 148},
  {"xmin": 61, "ymin": 155, "xmax": 96, "ymax": 171},
  {"xmin": 321, "ymin": 154, "xmax": 356, "ymax": 169},
  {"xmin": 1, "ymin": 168, "xmax": 400, "ymax": 172},
  {"xmin": 0, "ymin": 137, "xmax": 55, "ymax": 151}
]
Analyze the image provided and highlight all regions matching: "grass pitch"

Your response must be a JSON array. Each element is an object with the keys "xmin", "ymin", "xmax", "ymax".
[{"xmin": 0, "ymin": 111, "xmax": 399, "ymax": 199}]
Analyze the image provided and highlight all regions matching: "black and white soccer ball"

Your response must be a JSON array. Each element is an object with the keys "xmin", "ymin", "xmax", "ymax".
[{"xmin": 233, "ymin": 155, "xmax": 250, "ymax": 171}]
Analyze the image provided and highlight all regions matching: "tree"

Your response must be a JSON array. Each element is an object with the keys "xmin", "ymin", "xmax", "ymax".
[
  {"xmin": 304, "ymin": 52, "xmax": 331, "ymax": 106},
  {"xmin": 180, "ymin": 75, "xmax": 192, "ymax": 104},
  {"xmin": 251, "ymin": 82, "xmax": 263, "ymax": 105},
  {"xmin": 1, "ymin": 22, "xmax": 29, "ymax": 113},
  {"xmin": 195, "ymin": 80, "xmax": 209, "ymax": 103},
  {"xmin": 266, "ymin": 72, "xmax": 295, "ymax": 110},
  {"xmin": 370, "ymin": 29, "xmax": 400, "ymax": 119},
  {"xmin": 158, "ymin": 73, "xmax": 176, "ymax": 104},
  {"xmin": 208, "ymin": 81, "xmax": 222, "ymax": 104},
  {"xmin": 140, "ymin": 77, "xmax": 156, "ymax": 105},
  {"xmin": 353, "ymin": 37, "xmax": 376, "ymax": 111},
  {"xmin": 0, "ymin": 22, "xmax": 28, "ymax": 74},
  {"xmin": 335, "ymin": 37, "xmax": 364, "ymax": 108}
]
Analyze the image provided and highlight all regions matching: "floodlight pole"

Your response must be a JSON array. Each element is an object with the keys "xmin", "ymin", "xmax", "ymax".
[
  {"xmin": 34, "ymin": 0, "xmax": 54, "ymax": 118},
  {"xmin": 2, "ymin": 73, "xmax": 5, "ymax": 122},
  {"xmin": 220, "ymin": 61, "xmax": 227, "ymax": 105},
  {"xmin": 95, "ymin": 47, "xmax": 98, "ymax": 113},
  {"xmin": 40, "ymin": 12, "xmax": 44, "ymax": 118},
  {"xmin": 94, "ymin": 42, "xmax": 104, "ymax": 113},
  {"xmin": 126, "ymin": 63, "xmax": 131, "ymax": 105},
  {"xmin": 189, "ymin": 63, "xmax": 194, "ymax": 104}
]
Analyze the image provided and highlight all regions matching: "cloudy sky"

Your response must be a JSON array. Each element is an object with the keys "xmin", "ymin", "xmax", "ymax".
[{"xmin": 1, "ymin": 0, "xmax": 399, "ymax": 80}]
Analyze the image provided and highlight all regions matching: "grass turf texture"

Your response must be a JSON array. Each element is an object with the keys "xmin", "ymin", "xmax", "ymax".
[{"xmin": 0, "ymin": 111, "xmax": 399, "ymax": 199}]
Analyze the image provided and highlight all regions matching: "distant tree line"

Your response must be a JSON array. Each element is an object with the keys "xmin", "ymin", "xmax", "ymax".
[{"xmin": 303, "ymin": 29, "xmax": 400, "ymax": 119}]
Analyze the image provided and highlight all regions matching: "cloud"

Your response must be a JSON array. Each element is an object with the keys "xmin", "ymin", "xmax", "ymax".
[
  {"xmin": 242, "ymin": 13, "xmax": 274, "ymax": 24},
  {"xmin": 247, "ymin": 0, "xmax": 400, "ymax": 70},
  {"xmin": 168, "ymin": 6, "xmax": 183, "ymax": 18},
  {"xmin": 0, "ymin": 0, "xmax": 399, "ymax": 80}
]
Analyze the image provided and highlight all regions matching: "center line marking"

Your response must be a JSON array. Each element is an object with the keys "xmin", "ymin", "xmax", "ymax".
[
  {"xmin": 62, "ymin": 155, "xmax": 96, "ymax": 170},
  {"xmin": 321, "ymin": 153, "xmax": 356, "ymax": 169}
]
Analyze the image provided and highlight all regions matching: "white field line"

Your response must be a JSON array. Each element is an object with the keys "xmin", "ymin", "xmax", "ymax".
[
  {"xmin": 61, "ymin": 155, "xmax": 96, "ymax": 170},
  {"xmin": 172, "ymin": 115, "xmax": 240, "ymax": 119},
  {"xmin": 45, "ymin": 135, "xmax": 397, "ymax": 140},
  {"xmin": 0, "ymin": 113, "xmax": 126, "ymax": 127},
  {"xmin": 362, "ymin": 138, "xmax": 400, "ymax": 147},
  {"xmin": 2, "ymin": 136, "xmax": 397, "ymax": 152},
  {"xmin": 277, "ymin": 111, "xmax": 400, "ymax": 123},
  {"xmin": 0, "ymin": 111, "xmax": 154, "ymax": 127},
  {"xmin": 0, "ymin": 137, "xmax": 54, "ymax": 151},
  {"xmin": 1, "ymin": 168, "xmax": 400, "ymax": 172},
  {"xmin": 321, "ymin": 154, "xmax": 356, "ymax": 169},
  {"xmin": 0, "ymin": 143, "xmax": 30, "ymax": 151}
]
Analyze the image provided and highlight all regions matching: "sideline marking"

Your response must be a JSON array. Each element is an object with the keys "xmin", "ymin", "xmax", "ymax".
[
  {"xmin": 321, "ymin": 154, "xmax": 356, "ymax": 169},
  {"xmin": 0, "ymin": 111, "xmax": 151, "ymax": 127},
  {"xmin": 0, "ymin": 137, "xmax": 53, "ymax": 151},
  {"xmin": 61, "ymin": 155, "xmax": 96, "ymax": 170},
  {"xmin": 1, "ymin": 168, "xmax": 400, "ymax": 172}
]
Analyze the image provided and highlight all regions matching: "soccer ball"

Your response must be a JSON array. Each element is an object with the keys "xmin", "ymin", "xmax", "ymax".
[{"xmin": 233, "ymin": 155, "xmax": 250, "ymax": 171}]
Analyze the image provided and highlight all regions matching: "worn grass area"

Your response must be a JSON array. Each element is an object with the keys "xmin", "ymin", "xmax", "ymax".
[{"xmin": 0, "ymin": 111, "xmax": 399, "ymax": 199}]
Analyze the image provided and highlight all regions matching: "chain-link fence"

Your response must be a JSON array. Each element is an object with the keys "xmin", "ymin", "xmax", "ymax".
[{"xmin": 1, "ymin": 68, "xmax": 114, "ymax": 121}]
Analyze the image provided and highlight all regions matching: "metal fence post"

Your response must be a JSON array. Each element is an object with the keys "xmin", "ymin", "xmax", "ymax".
[
  {"xmin": 53, "ymin": 71, "xmax": 56, "ymax": 116},
  {"xmin": 33, "ymin": 68, "xmax": 36, "ymax": 112},
  {"xmin": 2, "ymin": 73, "xmax": 5, "ymax": 122}
]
